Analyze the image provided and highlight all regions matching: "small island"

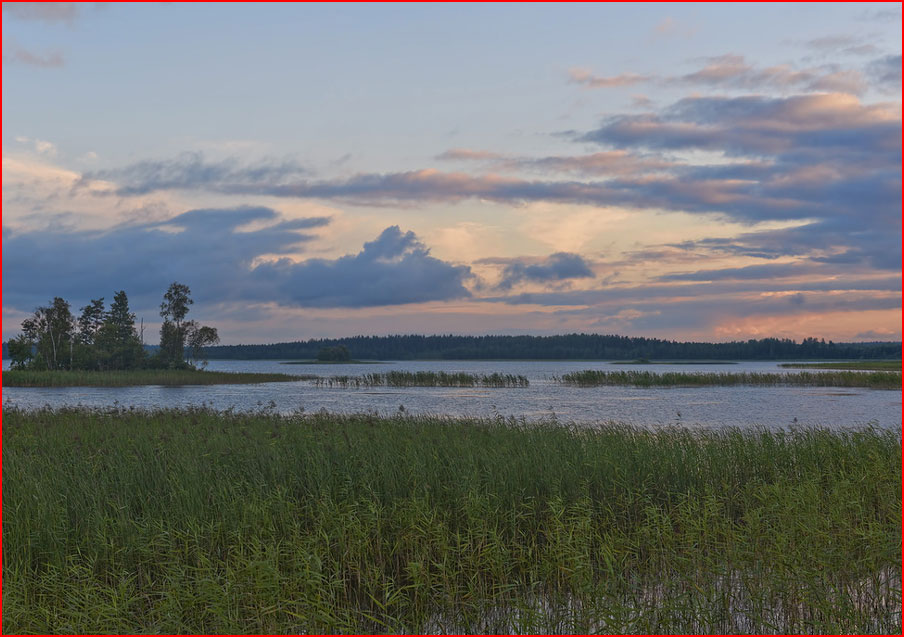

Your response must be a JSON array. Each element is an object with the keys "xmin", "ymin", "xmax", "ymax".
[
  {"xmin": 279, "ymin": 344, "xmax": 384, "ymax": 365},
  {"xmin": 3, "ymin": 283, "xmax": 304, "ymax": 387}
]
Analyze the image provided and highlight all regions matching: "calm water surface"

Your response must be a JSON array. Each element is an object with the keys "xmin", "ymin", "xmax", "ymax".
[{"xmin": 3, "ymin": 360, "xmax": 899, "ymax": 429}]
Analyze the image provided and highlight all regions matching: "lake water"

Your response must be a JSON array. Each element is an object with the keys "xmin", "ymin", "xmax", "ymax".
[{"xmin": 2, "ymin": 359, "xmax": 899, "ymax": 429}]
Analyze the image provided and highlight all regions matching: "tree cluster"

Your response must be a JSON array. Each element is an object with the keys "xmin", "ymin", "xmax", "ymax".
[
  {"xmin": 316, "ymin": 345, "xmax": 352, "ymax": 361},
  {"xmin": 8, "ymin": 283, "xmax": 219, "ymax": 371}
]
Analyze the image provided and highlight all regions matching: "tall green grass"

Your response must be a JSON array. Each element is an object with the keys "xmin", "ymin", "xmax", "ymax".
[
  {"xmin": 557, "ymin": 369, "xmax": 901, "ymax": 389},
  {"xmin": 1, "ymin": 369, "xmax": 310, "ymax": 387},
  {"xmin": 3, "ymin": 407, "xmax": 899, "ymax": 633},
  {"xmin": 313, "ymin": 371, "xmax": 529, "ymax": 387}
]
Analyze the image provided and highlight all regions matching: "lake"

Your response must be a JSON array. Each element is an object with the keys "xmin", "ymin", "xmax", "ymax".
[{"xmin": 2, "ymin": 359, "xmax": 899, "ymax": 429}]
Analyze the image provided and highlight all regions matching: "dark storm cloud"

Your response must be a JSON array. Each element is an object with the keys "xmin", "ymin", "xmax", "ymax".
[
  {"xmin": 2, "ymin": 206, "xmax": 327, "ymax": 312},
  {"xmin": 490, "ymin": 253, "xmax": 595, "ymax": 290},
  {"xmin": 250, "ymin": 226, "xmax": 472, "ymax": 308},
  {"xmin": 2, "ymin": 210, "xmax": 471, "ymax": 314}
]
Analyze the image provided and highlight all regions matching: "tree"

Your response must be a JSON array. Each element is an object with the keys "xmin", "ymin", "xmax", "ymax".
[
  {"xmin": 97, "ymin": 290, "xmax": 144, "ymax": 370},
  {"xmin": 7, "ymin": 334, "xmax": 34, "ymax": 370},
  {"xmin": 77, "ymin": 298, "xmax": 106, "ymax": 345},
  {"xmin": 158, "ymin": 282, "xmax": 194, "ymax": 368},
  {"xmin": 75, "ymin": 297, "xmax": 107, "ymax": 369},
  {"xmin": 20, "ymin": 297, "xmax": 76, "ymax": 370},
  {"xmin": 316, "ymin": 345, "xmax": 351, "ymax": 361},
  {"xmin": 186, "ymin": 324, "xmax": 220, "ymax": 367},
  {"xmin": 156, "ymin": 282, "xmax": 217, "ymax": 369},
  {"xmin": 160, "ymin": 282, "xmax": 193, "ymax": 327}
]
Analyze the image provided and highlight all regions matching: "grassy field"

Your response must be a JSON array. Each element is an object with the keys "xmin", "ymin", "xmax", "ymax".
[
  {"xmin": 3, "ymin": 408, "xmax": 900, "ymax": 634},
  {"xmin": 556, "ymin": 369, "xmax": 902, "ymax": 389},
  {"xmin": 780, "ymin": 360, "xmax": 902, "ymax": 371},
  {"xmin": 312, "ymin": 371, "xmax": 529, "ymax": 388},
  {"xmin": 1, "ymin": 369, "xmax": 309, "ymax": 387}
]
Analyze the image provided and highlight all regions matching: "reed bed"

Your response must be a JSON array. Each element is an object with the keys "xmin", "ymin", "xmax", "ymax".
[
  {"xmin": 1, "ymin": 369, "xmax": 308, "ymax": 387},
  {"xmin": 556, "ymin": 369, "xmax": 901, "ymax": 389},
  {"xmin": 311, "ymin": 371, "xmax": 529, "ymax": 388},
  {"xmin": 780, "ymin": 361, "xmax": 902, "ymax": 371},
  {"xmin": 3, "ymin": 407, "xmax": 900, "ymax": 634}
]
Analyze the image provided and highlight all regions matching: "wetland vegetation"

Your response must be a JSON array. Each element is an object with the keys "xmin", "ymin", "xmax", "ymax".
[
  {"xmin": 3, "ymin": 407, "xmax": 899, "ymax": 634},
  {"xmin": 1, "ymin": 369, "xmax": 307, "ymax": 387},
  {"xmin": 556, "ymin": 369, "xmax": 902, "ymax": 389},
  {"xmin": 311, "ymin": 371, "xmax": 529, "ymax": 388},
  {"xmin": 780, "ymin": 360, "xmax": 901, "ymax": 371}
]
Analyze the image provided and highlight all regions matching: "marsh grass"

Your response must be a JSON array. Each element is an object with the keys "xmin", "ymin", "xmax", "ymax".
[
  {"xmin": 3, "ymin": 407, "xmax": 900, "ymax": 633},
  {"xmin": 1, "ymin": 369, "xmax": 309, "ymax": 387},
  {"xmin": 780, "ymin": 361, "xmax": 902, "ymax": 371},
  {"xmin": 313, "ymin": 371, "xmax": 529, "ymax": 388},
  {"xmin": 557, "ymin": 369, "xmax": 901, "ymax": 389}
]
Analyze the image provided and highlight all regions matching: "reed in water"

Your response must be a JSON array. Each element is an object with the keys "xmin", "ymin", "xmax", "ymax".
[{"xmin": 3, "ymin": 407, "xmax": 899, "ymax": 633}]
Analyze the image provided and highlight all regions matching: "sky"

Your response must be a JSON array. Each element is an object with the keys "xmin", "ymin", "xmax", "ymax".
[{"xmin": 2, "ymin": 2, "xmax": 901, "ymax": 345}]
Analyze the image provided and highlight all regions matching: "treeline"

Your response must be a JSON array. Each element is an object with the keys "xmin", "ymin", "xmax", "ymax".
[
  {"xmin": 196, "ymin": 334, "xmax": 901, "ymax": 361},
  {"xmin": 6, "ymin": 283, "xmax": 218, "ymax": 371}
]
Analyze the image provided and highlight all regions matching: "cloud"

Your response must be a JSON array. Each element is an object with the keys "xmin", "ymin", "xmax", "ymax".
[
  {"xmin": 85, "ymin": 93, "xmax": 900, "ymax": 232},
  {"xmin": 14, "ymin": 136, "xmax": 58, "ymax": 156},
  {"xmin": 2, "ymin": 210, "xmax": 471, "ymax": 313},
  {"xmin": 798, "ymin": 34, "xmax": 879, "ymax": 56},
  {"xmin": 567, "ymin": 54, "xmax": 872, "ymax": 96},
  {"xmin": 854, "ymin": 329, "xmax": 899, "ymax": 341},
  {"xmin": 80, "ymin": 152, "xmax": 308, "ymax": 196},
  {"xmin": 2, "ymin": 206, "xmax": 328, "ymax": 312},
  {"xmin": 251, "ymin": 226, "xmax": 472, "ymax": 308},
  {"xmin": 439, "ymin": 148, "xmax": 672, "ymax": 177},
  {"xmin": 657, "ymin": 261, "xmax": 826, "ymax": 282},
  {"xmin": 507, "ymin": 151, "xmax": 673, "ymax": 177},
  {"xmin": 485, "ymin": 252, "xmax": 595, "ymax": 290},
  {"xmin": 2, "ymin": 42, "xmax": 64, "ymax": 68},
  {"xmin": 484, "ymin": 274, "xmax": 902, "ymax": 307},
  {"xmin": 436, "ymin": 148, "xmax": 505, "ymax": 161},
  {"xmin": 2, "ymin": 2, "xmax": 80, "ymax": 23},
  {"xmin": 568, "ymin": 68, "xmax": 652, "ymax": 88},
  {"xmin": 582, "ymin": 92, "xmax": 899, "ymax": 157},
  {"xmin": 653, "ymin": 17, "xmax": 697, "ymax": 39},
  {"xmin": 856, "ymin": 8, "xmax": 902, "ymax": 22},
  {"xmin": 867, "ymin": 54, "xmax": 902, "ymax": 90},
  {"xmin": 673, "ymin": 54, "xmax": 867, "ymax": 95}
]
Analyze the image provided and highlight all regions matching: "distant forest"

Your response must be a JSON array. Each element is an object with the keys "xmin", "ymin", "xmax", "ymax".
[
  {"xmin": 4, "ymin": 334, "xmax": 899, "ymax": 363},
  {"xmin": 152, "ymin": 334, "xmax": 899, "ymax": 361}
]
